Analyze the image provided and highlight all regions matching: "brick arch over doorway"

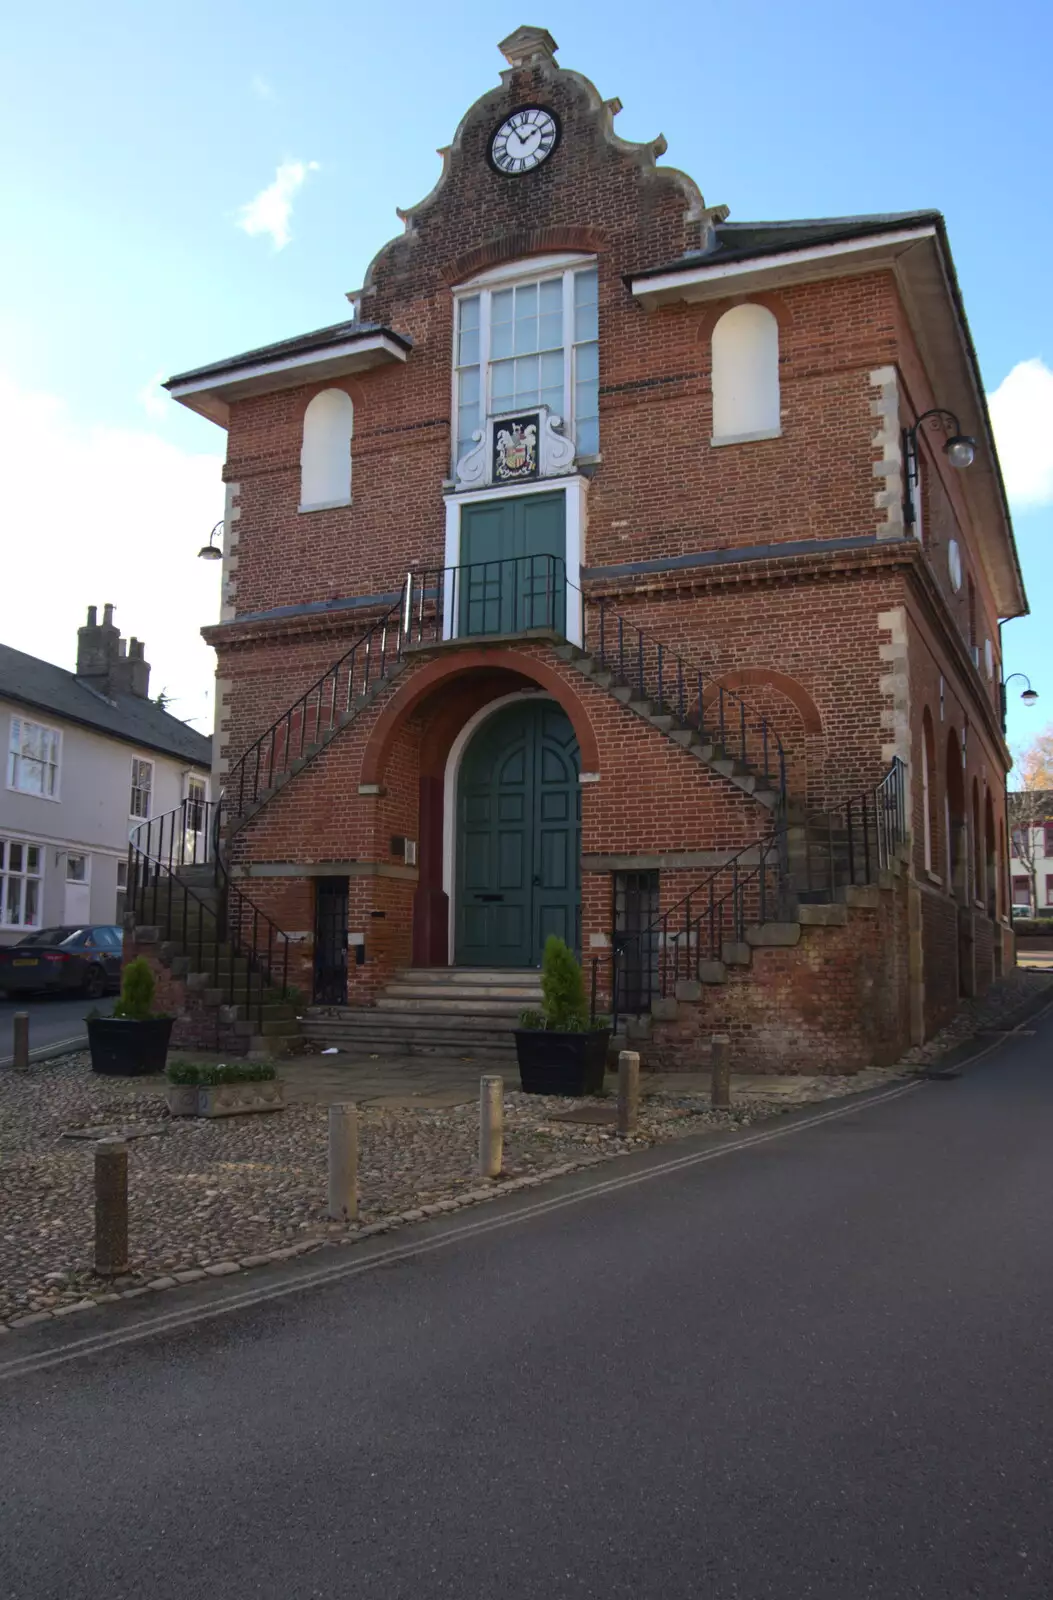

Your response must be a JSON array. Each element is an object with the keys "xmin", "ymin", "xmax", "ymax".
[
  {"xmin": 703, "ymin": 669, "xmax": 824, "ymax": 802},
  {"xmin": 361, "ymin": 654, "xmax": 599, "ymax": 967}
]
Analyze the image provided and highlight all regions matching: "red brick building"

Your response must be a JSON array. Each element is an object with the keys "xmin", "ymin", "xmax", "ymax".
[{"xmin": 156, "ymin": 26, "xmax": 1026, "ymax": 1071}]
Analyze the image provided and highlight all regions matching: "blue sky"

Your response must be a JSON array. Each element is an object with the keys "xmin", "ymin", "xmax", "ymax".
[{"xmin": 2, "ymin": 0, "xmax": 1050, "ymax": 753}]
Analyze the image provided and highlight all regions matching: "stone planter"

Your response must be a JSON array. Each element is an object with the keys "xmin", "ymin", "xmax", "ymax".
[
  {"xmin": 166, "ymin": 1084, "xmax": 199, "ymax": 1117},
  {"xmin": 195, "ymin": 1080, "xmax": 286, "ymax": 1119}
]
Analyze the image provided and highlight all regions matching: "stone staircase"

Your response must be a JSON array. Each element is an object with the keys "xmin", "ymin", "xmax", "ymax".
[
  {"xmin": 302, "ymin": 967, "xmax": 542, "ymax": 1067},
  {"xmin": 132, "ymin": 866, "xmax": 303, "ymax": 1058}
]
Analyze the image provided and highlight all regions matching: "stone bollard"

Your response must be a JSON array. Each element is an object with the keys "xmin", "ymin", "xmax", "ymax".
[
  {"xmin": 328, "ymin": 1102, "xmax": 359, "ymax": 1222},
  {"xmin": 479, "ymin": 1075, "xmax": 503, "ymax": 1178},
  {"xmin": 710, "ymin": 1034, "xmax": 731, "ymax": 1110},
  {"xmin": 12, "ymin": 1012, "xmax": 30, "ymax": 1073},
  {"xmin": 94, "ymin": 1139, "xmax": 129, "ymax": 1277},
  {"xmin": 617, "ymin": 1050, "xmax": 640, "ymax": 1136}
]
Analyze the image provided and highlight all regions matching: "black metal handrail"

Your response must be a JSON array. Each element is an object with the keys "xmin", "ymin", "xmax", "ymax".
[
  {"xmin": 609, "ymin": 757, "xmax": 910, "ymax": 1023},
  {"xmin": 580, "ymin": 597, "xmax": 786, "ymax": 800},
  {"xmin": 407, "ymin": 553, "xmax": 568, "ymax": 644},
  {"xmin": 226, "ymin": 594, "xmax": 407, "ymax": 822},
  {"xmin": 610, "ymin": 829, "xmax": 790, "ymax": 1028},
  {"xmin": 128, "ymin": 800, "xmax": 291, "ymax": 1030},
  {"xmin": 794, "ymin": 756, "xmax": 908, "ymax": 901}
]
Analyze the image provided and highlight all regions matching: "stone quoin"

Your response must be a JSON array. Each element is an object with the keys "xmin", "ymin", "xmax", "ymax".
[{"xmin": 156, "ymin": 25, "xmax": 1026, "ymax": 1073}]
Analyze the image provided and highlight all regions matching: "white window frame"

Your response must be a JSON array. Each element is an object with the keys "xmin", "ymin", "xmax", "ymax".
[
  {"xmin": 184, "ymin": 771, "xmax": 209, "ymax": 834},
  {"xmin": 65, "ymin": 851, "xmax": 90, "ymax": 884},
  {"xmin": 0, "ymin": 835, "xmax": 44, "ymax": 929},
  {"xmin": 451, "ymin": 253, "xmax": 599, "ymax": 473},
  {"xmin": 6, "ymin": 715, "xmax": 62, "ymax": 801},
  {"xmin": 130, "ymin": 757, "xmax": 154, "ymax": 820}
]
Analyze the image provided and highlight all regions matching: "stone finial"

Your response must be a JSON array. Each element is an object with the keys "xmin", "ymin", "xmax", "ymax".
[{"xmin": 498, "ymin": 25, "xmax": 558, "ymax": 68}]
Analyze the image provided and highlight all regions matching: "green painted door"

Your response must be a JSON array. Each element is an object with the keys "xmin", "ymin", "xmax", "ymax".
[
  {"xmin": 459, "ymin": 492, "xmax": 566, "ymax": 636},
  {"xmin": 456, "ymin": 700, "xmax": 580, "ymax": 968}
]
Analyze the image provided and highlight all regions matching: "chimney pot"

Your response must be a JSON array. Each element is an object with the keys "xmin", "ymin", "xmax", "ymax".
[
  {"xmin": 86, "ymin": 605, "xmax": 97, "ymax": 626},
  {"xmin": 103, "ymin": 603, "xmax": 115, "ymax": 626}
]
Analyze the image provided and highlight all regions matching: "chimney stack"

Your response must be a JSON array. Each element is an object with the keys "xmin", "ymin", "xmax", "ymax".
[{"xmin": 75, "ymin": 605, "xmax": 152, "ymax": 699}]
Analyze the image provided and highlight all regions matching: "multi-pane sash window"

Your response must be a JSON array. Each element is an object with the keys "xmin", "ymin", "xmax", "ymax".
[
  {"xmin": 454, "ymin": 261, "xmax": 599, "ymax": 467},
  {"xmin": 130, "ymin": 758, "xmax": 153, "ymax": 819},
  {"xmin": 7, "ymin": 718, "xmax": 60, "ymax": 798},
  {"xmin": 0, "ymin": 838, "xmax": 42, "ymax": 928}
]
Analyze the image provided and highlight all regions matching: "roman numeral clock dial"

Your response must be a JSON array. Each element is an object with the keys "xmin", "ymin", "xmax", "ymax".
[{"xmin": 489, "ymin": 106, "xmax": 561, "ymax": 174}]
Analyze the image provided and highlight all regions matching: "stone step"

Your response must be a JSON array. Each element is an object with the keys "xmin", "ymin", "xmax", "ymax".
[
  {"xmin": 305, "ymin": 1008, "xmax": 519, "ymax": 1035},
  {"xmin": 393, "ymin": 968, "xmax": 542, "ymax": 987},
  {"xmin": 379, "ymin": 972, "xmax": 537, "ymax": 998},
  {"xmin": 375, "ymin": 996, "xmax": 529, "ymax": 1015}
]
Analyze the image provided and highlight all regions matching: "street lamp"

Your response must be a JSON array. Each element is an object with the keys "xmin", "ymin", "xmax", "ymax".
[
  {"xmin": 903, "ymin": 408, "xmax": 977, "ymax": 527},
  {"xmin": 1000, "ymin": 672, "xmax": 1039, "ymax": 728},
  {"xmin": 198, "ymin": 520, "xmax": 224, "ymax": 561}
]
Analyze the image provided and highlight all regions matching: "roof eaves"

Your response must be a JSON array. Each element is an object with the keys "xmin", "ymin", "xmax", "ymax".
[{"xmin": 165, "ymin": 321, "xmax": 413, "ymax": 389}]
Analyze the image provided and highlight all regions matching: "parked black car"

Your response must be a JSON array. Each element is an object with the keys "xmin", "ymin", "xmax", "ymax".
[{"xmin": 0, "ymin": 926, "xmax": 123, "ymax": 999}]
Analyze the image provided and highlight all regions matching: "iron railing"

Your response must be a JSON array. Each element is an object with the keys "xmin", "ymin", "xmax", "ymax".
[
  {"xmin": 226, "ymin": 594, "xmax": 407, "ymax": 821},
  {"xmin": 610, "ymin": 830, "xmax": 791, "ymax": 1028},
  {"xmin": 609, "ymin": 758, "xmax": 909, "ymax": 1025},
  {"xmin": 128, "ymin": 800, "xmax": 291, "ymax": 1030},
  {"xmin": 794, "ymin": 756, "xmax": 908, "ymax": 902},
  {"xmin": 407, "ymin": 553, "xmax": 569, "ymax": 644},
  {"xmin": 581, "ymin": 598, "xmax": 786, "ymax": 799}
]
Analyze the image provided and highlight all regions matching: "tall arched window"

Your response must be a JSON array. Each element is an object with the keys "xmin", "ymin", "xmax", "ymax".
[
  {"xmin": 945, "ymin": 732, "xmax": 966, "ymax": 904},
  {"xmin": 711, "ymin": 303, "xmax": 780, "ymax": 442},
  {"xmin": 984, "ymin": 791, "xmax": 997, "ymax": 917},
  {"xmin": 972, "ymin": 779, "xmax": 983, "ymax": 904},
  {"xmin": 921, "ymin": 709, "xmax": 938, "ymax": 872},
  {"xmin": 300, "ymin": 388, "xmax": 354, "ymax": 511}
]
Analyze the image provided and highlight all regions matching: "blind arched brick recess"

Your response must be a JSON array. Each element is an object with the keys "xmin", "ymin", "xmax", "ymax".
[
  {"xmin": 300, "ymin": 388, "xmax": 354, "ymax": 511},
  {"xmin": 711, "ymin": 303, "xmax": 780, "ymax": 442}
]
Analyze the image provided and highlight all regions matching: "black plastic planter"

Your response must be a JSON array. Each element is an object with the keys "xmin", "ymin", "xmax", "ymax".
[
  {"xmin": 87, "ymin": 1016, "xmax": 174, "ymax": 1077},
  {"xmin": 513, "ymin": 1028, "xmax": 610, "ymax": 1096}
]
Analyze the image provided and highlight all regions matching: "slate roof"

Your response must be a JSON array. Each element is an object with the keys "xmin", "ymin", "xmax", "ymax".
[
  {"xmin": 0, "ymin": 643, "xmax": 211, "ymax": 766},
  {"xmin": 632, "ymin": 210, "xmax": 944, "ymax": 279},
  {"xmin": 166, "ymin": 319, "xmax": 413, "ymax": 388}
]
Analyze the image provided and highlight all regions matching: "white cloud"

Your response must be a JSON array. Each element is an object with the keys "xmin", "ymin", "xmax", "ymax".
[
  {"xmin": 250, "ymin": 73, "xmax": 275, "ymax": 101},
  {"xmin": 236, "ymin": 159, "xmax": 319, "ymax": 250},
  {"xmin": 988, "ymin": 357, "xmax": 1053, "ymax": 508},
  {"xmin": 0, "ymin": 372, "xmax": 223, "ymax": 732},
  {"xmin": 137, "ymin": 369, "xmax": 168, "ymax": 421}
]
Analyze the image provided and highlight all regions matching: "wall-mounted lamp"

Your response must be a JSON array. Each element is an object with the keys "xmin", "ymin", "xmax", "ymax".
[
  {"xmin": 903, "ymin": 408, "xmax": 977, "ymax": 527},
  {"xmin": 198, "ymin": 520, "xmax": 224, "ymax": 561},
  {"xmin": 1000, "ymin": 672, "xmax": 1039, "ymax": 729}
]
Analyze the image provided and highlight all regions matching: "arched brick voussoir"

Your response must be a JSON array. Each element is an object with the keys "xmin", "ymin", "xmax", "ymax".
[
  {"xmin": 705, "ymin": 668, "xmax": 824, "ymax": 736},
  {"xmin": 361, "ymin": 649, "xmax": 602, "ymax": 786}
]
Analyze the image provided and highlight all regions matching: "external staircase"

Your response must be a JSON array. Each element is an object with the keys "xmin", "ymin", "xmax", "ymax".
[{"xmin": 302, "ymin": 968, "xmax": 542, "ymax": 1067}]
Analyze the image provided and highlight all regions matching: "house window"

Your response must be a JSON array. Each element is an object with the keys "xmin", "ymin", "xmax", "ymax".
[
  {"xmin": 1011, "ymin": 826, "xmax": 1027, "ymax": 858},
  {"xmin": 1046, "ymin": 874, "xmax": 1053, "ymax": 908},
  {"xmin": 116, "ymin": 859, "xmax": 128, "ymax": 890},
  {"xmin": 186, "ymin": 774, "xmax": 207, "ymax": 834},
  {"xmin": 711, "ymin": 303, "xmax": 781, "ymax": 442},
  {"xmin": 0, "ymin": 838, "xmax": 42, "ymax": 928},
  {"xmin": 1012, "ymin": 875, "xmax": 1031, "ymax": 908},
  {"xmin": 130, "ymin": 758, "xmax": 153, "ymax": 819},
  {"xmin": 453, "ymin": 258, "xmax": 599, "ymax": 468},
  {"xmin": 300, "ymin": 388, "xmax": 353, "ymax": 510},
  {"xmin": 7, "ymin": 717, "xmax": 61, "ymax": 798},
  {"xmin": 1043, "ymin": 825, "xmax": 1053, "ymax": 859},
  {"xmin": 66, "ymin": 853, "xmax": 88, "ymax": 883}
]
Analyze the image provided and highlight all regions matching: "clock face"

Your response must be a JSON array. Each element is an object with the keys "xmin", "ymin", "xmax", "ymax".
[{"xmin": 489, "ymin": 106, "xmax": 560, "ymax": 175}]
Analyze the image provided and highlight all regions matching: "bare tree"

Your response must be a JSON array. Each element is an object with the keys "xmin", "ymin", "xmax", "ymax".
[{"xmin": 1007, "ymin": 726, "xmax": 1053, "ymax": 909}]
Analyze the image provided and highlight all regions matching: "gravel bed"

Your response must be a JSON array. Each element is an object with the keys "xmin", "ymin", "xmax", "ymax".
[
  {"xmin": 0, "ymin": 1055, "xmax": 811, "ymax": 1326},
  {"xmin": 896, "ymin": 967, "xmax": 1053, "ymax": 1066}
]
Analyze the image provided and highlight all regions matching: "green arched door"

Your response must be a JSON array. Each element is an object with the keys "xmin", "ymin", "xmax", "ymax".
[{"xmin": 455, "ymin": 699, "xmax": 580, "ymax": 968}]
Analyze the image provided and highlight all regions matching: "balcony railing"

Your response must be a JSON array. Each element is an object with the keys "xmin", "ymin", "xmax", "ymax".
[{"xmin": 406, "ymin": 554, "xmax": 571, "ymax": 644}]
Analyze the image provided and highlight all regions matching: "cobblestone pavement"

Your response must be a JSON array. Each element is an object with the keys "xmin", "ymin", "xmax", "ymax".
[
  {"xmin": 0, "ymin": 1054, "xmax": 904, "ymax": 1329},
  {"xmin": 3, "ymin": 967, "xmax": 1048, "ymax": 1331}
]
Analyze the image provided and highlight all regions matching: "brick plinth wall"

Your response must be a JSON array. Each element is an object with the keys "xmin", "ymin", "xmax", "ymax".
[{"xmin": 123, "ymin": 926, "xmax": 250, "ymax": 1056}]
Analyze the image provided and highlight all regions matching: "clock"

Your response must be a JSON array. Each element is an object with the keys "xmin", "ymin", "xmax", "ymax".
[{"xmin": 489, "ymin": 106, "xmax": 560, "ymax": 175}]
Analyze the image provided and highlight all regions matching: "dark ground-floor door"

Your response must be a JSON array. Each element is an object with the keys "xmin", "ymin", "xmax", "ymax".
[
  {"xmin": 313, "ymin": 876, "xmax": 349, "ymax": 1003},
  {"xmin": 455, "ymin": 699, "xmax": 580, "ymax": 968}
]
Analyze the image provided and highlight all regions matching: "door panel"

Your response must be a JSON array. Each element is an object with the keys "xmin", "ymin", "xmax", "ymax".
[
  {"xmin": 313, "ymin": 877, "xmax": 349, "ymax": 1004},
  {"xmin": 459, "ymin": 493, "xmax": 566, "ymax": 635},
  {"xmin": 455, "ymin": 699, "xmax": 580, "ymax": 968}
]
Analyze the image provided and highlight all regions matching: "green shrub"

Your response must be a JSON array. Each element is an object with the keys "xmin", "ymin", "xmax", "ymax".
[
  {"xmin": 540, "ymin": 936, "xmax": 590, "ymax": 1030},
  {"xmin": 1012, "ymin": 918, "xmax": 1053, "ymax": 937},
  {"xmin": 166, "ymin": 1059, "xmax": 277, "ymax": 1086},
  {"xmin": 113, "ymin": 957, "xmax": 156, "ymax": 1021}
]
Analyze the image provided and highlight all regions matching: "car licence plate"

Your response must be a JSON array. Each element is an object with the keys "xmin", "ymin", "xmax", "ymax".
[{"xmin": 12, "ymin": 958, "xmax": 39, "ymax": 967}]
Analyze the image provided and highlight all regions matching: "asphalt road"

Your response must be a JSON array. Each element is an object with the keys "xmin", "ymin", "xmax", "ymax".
[
  {"xmin": 0, "ymin": 993, "xmax": 111, "ymax": 1066},
  {"xmin": 3, "ymin": 1014, "xmax": 1053, "ymax": 1598}
]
